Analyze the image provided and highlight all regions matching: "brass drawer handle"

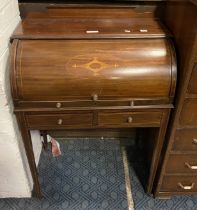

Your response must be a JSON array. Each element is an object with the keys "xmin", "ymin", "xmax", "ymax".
[
  {"xmin": 56, "ymin": 102, "xmax": 62, "ymax": 108},
  {"xmin": 178, "ymin": 182, "xmax": 195, "ymax": 190},
  {"xmin": 86, "ymin": 30, "xmax": 99, "ymax": 34},
  {"xmin": 185, "ymin": 162, "xmax": 197, "ymax": 170},
  {"xmin": 92, "ymin": 94, "xmax": 98, "ymax": 102},
  {"xmin": 140, "ymin": 29, "xmax": 148, "ymax": 33},
  {"xmin": 124, "ymin": 29, "xmax": 131, "ymax": 33},
  {"xmin": 192, "ymin": 138, "xmax": 197, "ymax": 145},
  {"xmin": 127, "ymin": 116, "xmax": 133, "ymax": 123},
  {"xmin": 57, "ymin": 119, "xmax": 63, "ymax": 125}
]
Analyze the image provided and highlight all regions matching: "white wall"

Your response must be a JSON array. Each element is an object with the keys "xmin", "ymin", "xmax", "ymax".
[{"xmin": 0, "ymin": 0, "xmax": 42, "ymax": 198}]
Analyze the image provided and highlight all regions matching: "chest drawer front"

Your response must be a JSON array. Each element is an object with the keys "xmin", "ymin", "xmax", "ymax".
[
  {"xmin": 160, "ymin": 176, "xmax": 197, "ymax": 192},
  {"xmin": 172, "ymin": 129, "xmax": 197, "ymax": 151},
  {"xmin": 26, "ymin": 113, "xmax": 93, "ymax": 129},
  {"xmin": 165, "ymin": 154, "xmax": 197, "ymax": 174},
  {"xmin": 98, "ymin": 111, "xmax": 162, "ymax": 127},
  {"xmin": 180, "ymin": 99, "xmax": 197, "ymax": 126},
  {"xmin": 188, "ymin": 63, "xmax": 197, "ymax": 94}
]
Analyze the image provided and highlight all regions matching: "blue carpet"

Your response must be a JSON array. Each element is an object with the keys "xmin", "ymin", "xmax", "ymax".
[
  {"xmin": 0, "ymin": 138, "xmax": 197, "ymax": 210},
  {"xmin": 0, "ymin": 138, "xmax": 129, "ymax": 210},
  {"xmin": 130, "ymin": 163, "xmax": 197, "ymax": 210}
]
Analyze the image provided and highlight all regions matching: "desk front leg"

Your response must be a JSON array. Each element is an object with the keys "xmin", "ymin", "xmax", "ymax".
[
  {"xmin": 16, "ymin": 112, "xmax": 42, "ymax": 198},
  {"xmin": 147, "ymin": 109, "xmax": 171, "ymax": 194}
]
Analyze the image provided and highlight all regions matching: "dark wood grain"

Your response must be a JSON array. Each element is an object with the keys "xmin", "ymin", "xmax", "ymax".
[
  {"xmin": 13, "ymin": 39, "xmax": 175, "ymax": 101},
  {"xmin": 98, "ymin": 111, "xmax": 162, "ymax": 127},
  {"xmin": 180, "ymin": 99, "xmax": 197, "ymax": 126},
  {"xmin": 165, "ymin": 154, "xmax": 197, "ymax": 174},
  {"xmin": 10, "ymin": 6, "xmax": 177, "ymax": 198},
  {"xmin": 26, "ymin": 113, "xmax": 93, "ymax": 128},
  {"xmin": 155, "ymin": 0, "xmax": 197, "ymax": 197},
  {"xmin": 172, "ymin": 129, "xmax": 197, "ymax": 152},
  {"xmin": 160, "ymin": 175, "xmax": 197, "ymax": 192},
  {"xmin": 12, "ymin": 6, "xmax": 171, "ymax": 39}
]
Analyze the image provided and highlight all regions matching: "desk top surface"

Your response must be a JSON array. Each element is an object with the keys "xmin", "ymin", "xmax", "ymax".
[{"xmin": 12, "ymin": 7, "xmax": 171, "ymax": 39}]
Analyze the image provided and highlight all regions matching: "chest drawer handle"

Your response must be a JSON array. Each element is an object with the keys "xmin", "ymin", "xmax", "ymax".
[
  {"xmin": 57, "ymin": 119, "xmax": 63, "ymax": 125},
  {"xmin": 185, "ymin": 162, "xmax": 197, "ymax": 170},
  {"xmin": 192, "ymin": 138, "xmax": 197, "ymax": 145},
  {"xmin": 86, "ymin": 30, "xmax": 99, "ymax": 34},
  {"xmin": 127, "ymin": 116, "xmax": 133, "ymax": 123},
  {"xmin": 56, "ymin": 102, "xmax": 62, "ymax": 108},
  {"xmin": 178, "ymin": 182, "xmax": 195, "ymax": 190}
]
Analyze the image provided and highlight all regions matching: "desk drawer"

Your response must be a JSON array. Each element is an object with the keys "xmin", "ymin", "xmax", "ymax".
[
  {"xmin": 172, "ymin": 129, "xmax": 197, "ymax": 151},
  {"xmin": 180, "ymin": 99, "xmax": 197, "ymax": 126},
  {"xmin": 165, "ymin": 154, "xmax": 197, "ymax": 174},
  {"xmin": 98, "ymin": 111, "xmax": 162, "ymax": 127},
  {"xmin": 160, "ymin": 176, "xmax": 197, "ymax": 192},
  {"xmin": 26, "ymin": 113, "xmax": 93, "ymax": 128}
]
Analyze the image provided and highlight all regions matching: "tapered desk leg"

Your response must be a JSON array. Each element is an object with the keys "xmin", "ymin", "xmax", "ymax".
[
  {"xmin": 16, "ymin": 112, "xmax": 42, "ymax": 198},
  {"xmin": 146, "ymin": 110, "xmax": 170, "ymax": 194}
]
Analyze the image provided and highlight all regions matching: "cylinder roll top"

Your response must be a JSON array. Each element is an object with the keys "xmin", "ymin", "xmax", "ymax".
[{"xmin": 12, "ymin": 39, "xmax": 175, "ymax": 101}]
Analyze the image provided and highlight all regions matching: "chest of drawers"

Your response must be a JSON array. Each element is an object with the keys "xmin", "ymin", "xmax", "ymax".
[
  {"xmin": 10, "ymin": 6, "xmax": 176, "ymax": 198},
  {"xmin": 155, "ymin": 0, "xmax": 197, "ymax": 198}
]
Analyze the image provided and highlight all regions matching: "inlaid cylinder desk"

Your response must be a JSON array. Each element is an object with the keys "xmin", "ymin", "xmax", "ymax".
[{"xmin": 10, "ymin": 6, "xmax": 177, "ymax": 198}]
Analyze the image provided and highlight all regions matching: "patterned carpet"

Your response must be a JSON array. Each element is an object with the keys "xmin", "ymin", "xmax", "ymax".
[
  {"xmin": 0, "ymin": 138, "xmax": 197, "ymax": 210},
  {"xmin": 128, "ymin": 147, "xmax": 197, "ymax": 210}
]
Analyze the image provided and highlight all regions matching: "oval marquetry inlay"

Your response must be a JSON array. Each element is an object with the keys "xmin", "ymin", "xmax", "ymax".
[{"xmin": 68, "ymin": 55, "xmax": 119, "ymax": 75}]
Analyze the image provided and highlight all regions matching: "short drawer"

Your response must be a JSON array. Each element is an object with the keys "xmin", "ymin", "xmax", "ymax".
[
  {"xmin": 98, "ymin": 111, "xmax": 162, "ymax": 127},
  {"xmin": 165, "ymin": 154, "xmax": 197, "ymax": 174},
  {"xmin": 26, "ymin": 113, "xmax": 93, "ymax": 128},
  {"xmin": 180, "ymin": 99, "xmax": 197, "ymax": 126},
  {"xmin": 160, "ymin": 176, "xmax": 197, "ymax": 192},
  {"xmin": 188, "ymin": 63, "xmax": 197, "ymax": 94},
  {"xmin": 172, "ymin": 129, "xmax": 197, "ymax": 151}
]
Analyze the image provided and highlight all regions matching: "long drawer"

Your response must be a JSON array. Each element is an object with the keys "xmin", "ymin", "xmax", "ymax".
[
  {"xmin": 180, "ymin": 99, "xmax": 197, "ymax": 126},
  {"xmin": 98, "ymin": 111, "xmax": 162, "ymax": 127},
  {"xmin": 26, "ymin": 113, "xmax": 93, "ymax": 129},
  {"xmin": 172, "ymin": 129, "xmax": 197, "ymax": 151},
  {"xmin": 165, "ymin": 154, "xmax": 197, "ymax": 174},
  {"xmin": 160, "ymin": 176, "xmax": 197, "ymax": 192}
]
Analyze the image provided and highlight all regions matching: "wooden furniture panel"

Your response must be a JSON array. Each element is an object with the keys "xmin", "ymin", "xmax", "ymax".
[
  {"xmin": 172, "ymin": 129, "xmax": 197, "ymax": 151},
  {"xmin": 15, "ymin": 98, "xmax": 171, "ymax": 109},
  {"xmin": 10, "ymin": 6, "xmax": 177, "ymax": 198},
  {"xmin": 98, "ymin": 111, "xmax": 162, "ymax": 127},
  {"xmin": 26, "ymin": 113, "xmax": 93, "ymax": 129},
  {"xmin": 188, "ymin": 63, "xmax": 197, "ymax": 94},
  {"xmin": 165, "ymin": 154, "xmax": 197, "ymax": 174},
  {"xmin": 180, "ymin": 99, "xmax": 197, "ymax": 126},
  {"xmin": 13, "ymin": 39, "xmax": 174, "ymax": 101},
  {"xmin": 160, "ymin": 176, "xmax": 197, "ymax": 192},
  {"xmin": 12, "ymin": 5, "xmax": 171, "ymax": 40},
  {"xmin": 155, "ymin": 0, "xmax": 197, "ymax": 197}
]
